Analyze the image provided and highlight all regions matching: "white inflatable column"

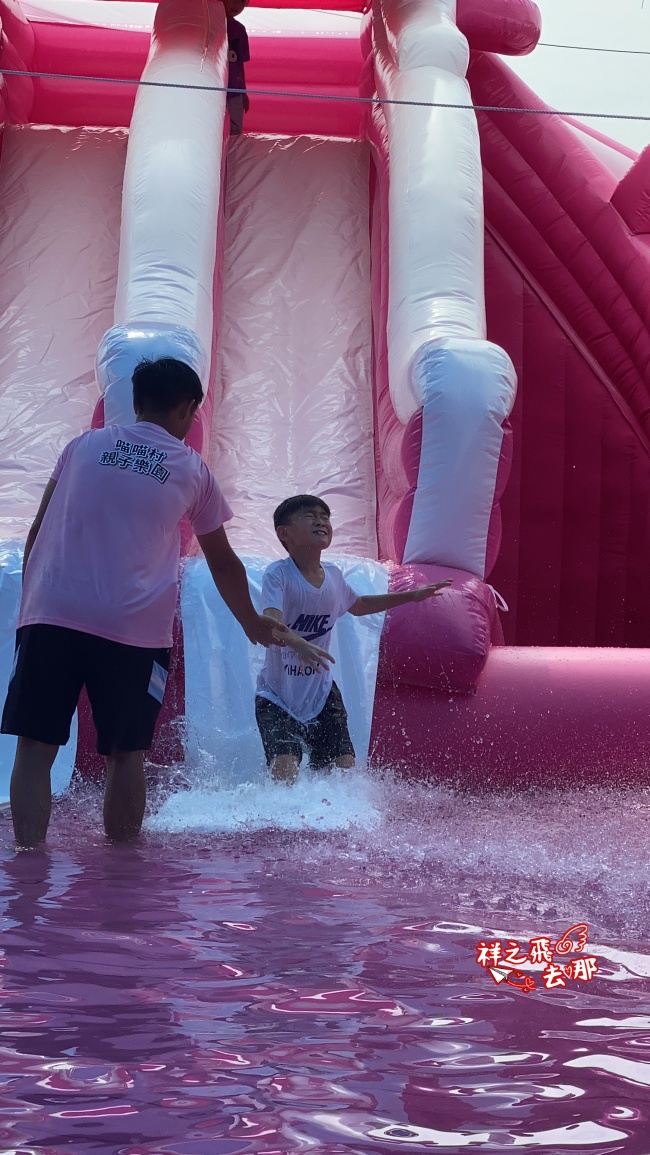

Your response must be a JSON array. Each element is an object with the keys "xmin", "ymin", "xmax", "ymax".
[
  {"xmin": 374, "ymin": 0, "xmax": 517, "ymax": 576},
  {"xmin": 97, "ymin": 0, "xmax": 228, "ymax": 424}
]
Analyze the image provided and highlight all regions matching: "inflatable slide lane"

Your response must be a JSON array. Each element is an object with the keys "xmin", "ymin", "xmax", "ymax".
[{"xmin": 2, "ymin": 0, "xmax": 650, "ymax": 795}]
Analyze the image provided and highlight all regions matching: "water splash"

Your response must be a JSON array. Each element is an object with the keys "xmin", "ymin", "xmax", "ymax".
[
  {"xmin": 137, "ymin": 753, "xmax": 650, "ymax": 939},
  {"xmin": 146, "ymin": 767, "xmax": 382, "ymax": 835}
]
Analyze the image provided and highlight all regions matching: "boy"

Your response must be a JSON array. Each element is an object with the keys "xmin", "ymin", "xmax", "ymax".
[
  {"xmin": 225, "ymin": 0, "xmax": 250, "ymax": 136},
  {"xmin": 255, "ymin": 495, "xmax": 452, "ymax": 784},
  {"xmin": 1, "ymin": 358, "xmax": 286, "ymax": 847}
]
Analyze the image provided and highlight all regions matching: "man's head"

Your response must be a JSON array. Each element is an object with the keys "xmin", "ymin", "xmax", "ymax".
[
  {"xmin": 132, "ymin": 358, "xmax": 203, "ymax": 440},
  {"xmin": 274, "ymin": 495, "xmax": 333, "ymax": 555},
  {"xmin": 224, "ymin": 0, "xmax": 247, "ymax": 18}
]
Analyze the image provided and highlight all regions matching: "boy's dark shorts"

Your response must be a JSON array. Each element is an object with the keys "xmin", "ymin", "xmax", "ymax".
[
  {"xmin": 255, "ymin": 683, "xmax": 355, "ymax": 770},
  {"xmin": 1, "ymin": 624, "xmax": 171, "ymax": 756}
]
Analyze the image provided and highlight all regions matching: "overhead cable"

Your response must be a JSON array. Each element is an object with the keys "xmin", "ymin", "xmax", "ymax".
[
  {"xmin": 1, "ymin": 66, "xmax": 650, "ymax": 122},
  {"xmin": 538, "ymin": 41, "xmax": 650, "ymax": 56}
]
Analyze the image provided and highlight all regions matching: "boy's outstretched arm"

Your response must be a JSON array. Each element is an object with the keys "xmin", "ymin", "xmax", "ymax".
[
  {"xmin": 197, "ymin": 527, "xmax": 286, "ymax": 647},
  {"xmin": 262, "ymin": 607, "xmax": 334, "ymax": 671},
  {"xmin": 348, "ymin": 580, "xmax": 452, "ymax": 617}
]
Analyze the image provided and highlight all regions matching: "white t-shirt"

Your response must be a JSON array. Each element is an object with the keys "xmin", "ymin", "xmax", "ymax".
[{"xmin": 256, "ymin": 557, "xmax": 359, "ymax": 722}]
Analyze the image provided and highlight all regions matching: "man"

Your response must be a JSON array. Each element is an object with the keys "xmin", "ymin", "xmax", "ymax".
[
  {"xmin": 225, "ymin": 0, "xmax": 250, "ymax": 135},
  {"xmin": 1, "ymin": 358, "xmax": 326, "ymax": 847}
]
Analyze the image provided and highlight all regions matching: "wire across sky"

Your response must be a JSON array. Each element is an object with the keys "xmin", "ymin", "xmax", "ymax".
[{"xmin": 2, "ymin": 65, "xmax": 650, "ymax": 123}]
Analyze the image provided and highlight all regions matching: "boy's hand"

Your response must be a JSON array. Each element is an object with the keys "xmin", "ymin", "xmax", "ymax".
[
  {"xmin": 243, "ymin": 93, "xmax": 250, "ymax": 113},
  {"xmin": 410, "ymin": 580, "xmax": 453, "ymax": 603},
  {"xmin": 289, "ymin": 635, "xmax": 335, "ymax": 673}
]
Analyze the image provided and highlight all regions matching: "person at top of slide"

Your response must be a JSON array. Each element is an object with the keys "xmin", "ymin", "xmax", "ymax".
[
  {"xmin": 255, "ymin": 494, "xmax": 452, "ymax": 785},
  {"xmin": 1, "ymin": 359, "xmax": 327, "ymax": 848},
  {"xmin": 225, "ymin": 0, "xmax": 250, "ymax": 136}
]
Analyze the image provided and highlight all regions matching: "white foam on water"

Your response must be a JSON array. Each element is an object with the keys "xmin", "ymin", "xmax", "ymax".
[{"xmin": 146, "ymin": 767, "xmax": 381, "ymax": 835}]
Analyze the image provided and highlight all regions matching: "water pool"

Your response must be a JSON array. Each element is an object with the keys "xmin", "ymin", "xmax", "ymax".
[{"xmin": 1, "ymin": 771, "xmax": 649, "ymax": 1154}]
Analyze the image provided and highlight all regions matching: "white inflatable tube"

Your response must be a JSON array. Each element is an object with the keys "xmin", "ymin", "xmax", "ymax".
[
  {"xmin": 373, "ymin": 0, "xmax": 517, "ymax": 576},
  {"xmin": 97, "ymin": 0, "xmax": 228, "ymax": 424},
  {"xmin": 405, "ymin": 338, "xmax": 517, "ymax": 574},
  {"xmin": 374, "ymin": 0, "xmax": 486, "ymax": 420}
]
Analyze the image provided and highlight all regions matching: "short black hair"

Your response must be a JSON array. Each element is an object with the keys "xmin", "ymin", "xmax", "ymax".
[
  {"xmin": 273, "ymin": 494, "xmax": 331, "ymax": 528},
  {"xmin": 132, "ymin": 358, "xmax": 203, "ymax": 414}
]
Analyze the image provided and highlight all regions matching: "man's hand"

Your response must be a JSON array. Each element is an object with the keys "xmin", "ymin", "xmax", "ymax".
[
  {"xmin": 245, "ymin": 613, "xmax": 288, "ymax": 648},
  {"xmin": 410, "ymin": 580, "xmax": 453, "ymax": 603},
  {"xmin": 261, "ymin": 611, "xmax": 334, "ymax": 671}
]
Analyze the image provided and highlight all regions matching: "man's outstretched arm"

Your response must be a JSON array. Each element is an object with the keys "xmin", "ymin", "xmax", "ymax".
[{"xmin": 197, "ymin": 526, "xmax": 285, "ymax": 647}]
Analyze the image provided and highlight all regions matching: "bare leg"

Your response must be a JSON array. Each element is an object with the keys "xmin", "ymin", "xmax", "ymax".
[
  {"xmin": 103, "ymin": 750, "xmax": 146, "ymax": 841},
  {"xmin": 335, "ymin": 755, "xmax": 354, "ymax": 770},
  {"xmin": 312, "ymin": 754, "xmax": 355, "ymax": 777},
  {"xmin": 270, "ymin": 754, "xmax": 301, "ymax": 785},
  {"xmin": 10, "ymin": 736, "xmax": 59, "ymax": 848}
]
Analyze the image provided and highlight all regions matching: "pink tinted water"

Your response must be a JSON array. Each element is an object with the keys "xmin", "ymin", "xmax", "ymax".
[{"xmin": 1, "ymin": 775, "xmax": 650, "ymax": 1154}]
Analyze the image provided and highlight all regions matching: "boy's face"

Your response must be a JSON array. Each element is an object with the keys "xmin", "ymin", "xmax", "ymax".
[{"xmin": 277, "ymin": 506, "xmax": 333, "ymax": 553}]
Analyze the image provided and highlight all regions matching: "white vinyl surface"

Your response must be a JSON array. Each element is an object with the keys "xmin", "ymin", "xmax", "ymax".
[{"xmin": 209, "ymin": 135, "xmax": 377, "ymax": 562}]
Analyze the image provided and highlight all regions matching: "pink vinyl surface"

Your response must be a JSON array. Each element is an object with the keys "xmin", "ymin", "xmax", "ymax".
[
  {"xmin": 373, "ymin": 646, "xmax": 650, "ymax": 787},
  {"xmin": 0, "ymin": 124, "xmax": 126, "ymax": 540},
  {"xmin": 471, "ymin": 52, "xmax": 650, "ymax": 646},
  {"xmin": 26, "ymin": 21, "xmax": 365, "ymax": 136},
  {"xmin": 10, "ymin": 0, "xmax": 542, "ymax": 136},
  {"xmin": 611, "ymin": 147, "xmax": 650, "ymax": 235},
  {"xmin": 2, "ymin": 0, "xmax": 650, "ymax": 768}
]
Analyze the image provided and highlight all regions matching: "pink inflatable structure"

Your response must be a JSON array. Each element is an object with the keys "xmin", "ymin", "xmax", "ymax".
[{"xmin": 2, "ymin": 0, "xmax": 650, "ymax": 789}]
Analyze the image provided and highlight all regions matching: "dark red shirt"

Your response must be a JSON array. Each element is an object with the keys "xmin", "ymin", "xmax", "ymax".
[{"xmin": 227, "ymin": 17, "xmax": 250, "ymax": 94}]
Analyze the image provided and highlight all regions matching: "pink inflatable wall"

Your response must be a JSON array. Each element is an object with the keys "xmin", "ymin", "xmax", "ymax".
[
  {"xmin": 470, "ymin": 53, "xmax": 650, "ymax": 647},
  {"xmin": 4, "ymin": 0, "xmax": 650, "ymax": 785}
]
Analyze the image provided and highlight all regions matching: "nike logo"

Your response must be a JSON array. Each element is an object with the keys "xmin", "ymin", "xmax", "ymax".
[{"xmin": 290, "ymin": 613, "xmax": 332, "ymax": 643}]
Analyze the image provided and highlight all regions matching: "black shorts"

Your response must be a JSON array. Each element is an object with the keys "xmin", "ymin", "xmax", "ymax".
[
  {"xmin": 1, "ymin": 624, "xmax": 171, "ymax": 756},
  {"xmin": 255, "ymin": 683, "xmax": 355, "ymax": 770}
]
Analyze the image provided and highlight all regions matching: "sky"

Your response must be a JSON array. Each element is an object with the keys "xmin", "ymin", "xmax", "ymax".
[{"xmin": 508, "ymin": 0, "xmax": 650, "ymax": 152}]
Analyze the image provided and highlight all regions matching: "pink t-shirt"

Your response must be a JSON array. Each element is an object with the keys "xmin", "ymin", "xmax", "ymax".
[{"xmin": 18, "ymin": 422, "xmax": 233, "ymax": 648}]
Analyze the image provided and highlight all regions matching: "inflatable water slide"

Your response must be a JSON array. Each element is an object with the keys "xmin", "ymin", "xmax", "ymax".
[{"xmin": 2, "ymin": 0, "xmax": 650, "ymax": 794}]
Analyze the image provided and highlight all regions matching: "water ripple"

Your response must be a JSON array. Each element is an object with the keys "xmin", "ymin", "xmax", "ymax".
[{"xmin": 0, "ymin": 771, "xmax": 649, "ymax": 1152}]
